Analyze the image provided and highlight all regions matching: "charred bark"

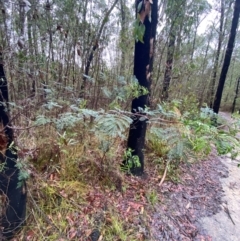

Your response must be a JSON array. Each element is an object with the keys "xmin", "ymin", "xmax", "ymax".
[
  {"xmin": 124, "ymin": 0, "xmax": 158, "ymax": 176},
  {"xmin": 209, "ymin": 0, "xmax": 225, "ymax": 108},
  {"xmin": 213, "ymin": 0, "xmax": 240, "ymax": 114},
  {"xmin": 0, "ymin": 53, "xmax": 26, "ymax": 240},
  {"xmin": 231, "ymin": 77, "xmax": 240, "ymax": 113}
]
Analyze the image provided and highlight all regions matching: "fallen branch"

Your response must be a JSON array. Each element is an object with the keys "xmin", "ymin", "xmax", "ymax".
[{"xmin": 158, "ymin": 161, "xmax": 169, "ymax": 187}]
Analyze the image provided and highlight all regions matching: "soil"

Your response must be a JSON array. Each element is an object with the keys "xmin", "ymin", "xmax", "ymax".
[
  {"xmin": 148, "ymin": 112, "xmax": 240, "ymax": 241},
  {"xmin": 199, "ymin": 155, "xmax": 240, "ymax": 241}
]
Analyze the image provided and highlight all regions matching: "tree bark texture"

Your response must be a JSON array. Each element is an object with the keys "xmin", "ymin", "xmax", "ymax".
[
  {"xmin": 213, "ymin": 0, "xmax": 240, "ymax": 114},
  {"xmin": 0, "ymin": 53, "xmax": 26, "ymax": 240},
  {"xmin": 126, "ymin": 0, "xmax": 158, "ymax": 176}
]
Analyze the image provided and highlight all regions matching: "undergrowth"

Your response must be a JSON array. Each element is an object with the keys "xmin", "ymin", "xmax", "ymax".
[{"xmin": 7, "ymin": 96, "xmax": 240, "ymax": 240}]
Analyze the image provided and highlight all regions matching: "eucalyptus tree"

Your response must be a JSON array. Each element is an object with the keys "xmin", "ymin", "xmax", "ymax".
[
  {"xmin": 124, "ymin": 0, "xmax": 158, "ymax": 176},
  {"xmin": 119, "ymin": 0, "xmax": 132, "ymax": 76},
  {"xmin": 208, "ymin": 0, "xmax": 231, "ymax": 108},
  {"xmin": 213, "ymin": 0, "xmax": 240, "ymax": 114},
  {"xmin": 161, "ymin": 0, "xmax": 210, "ymax": 101},
  {"xmin": 232, "ymin": 76, "xmax": 240, "ymax": 113},
  {"xmin": 197, "ymin": 26, "xmax": 215, "ymax": 106},
  {"xmin": 80, "ymin": 0, "xmax": 119, "ymax": 96},
  {"xmin": 188, "ymin": 0, "xmax": 211, "ymax": 60},
  {"xmin": 0, "ymin": 0, "xmax": 11, "ymax": 49},
  {"xmin": 161, "ymin": 0, "xmax": 186, "ymax": 100}
]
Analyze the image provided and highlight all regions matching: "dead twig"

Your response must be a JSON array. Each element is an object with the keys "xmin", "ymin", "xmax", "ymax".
[
  {"xmin": 223, "ymin": 205, "xmax": 235, "ymax": 225},
  {"xmin": 158, "ymin": 161, "xmax": 169, "ymax": 187}
]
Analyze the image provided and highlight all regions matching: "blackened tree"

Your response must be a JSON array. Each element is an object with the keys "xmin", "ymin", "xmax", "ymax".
[
  {"xmin": 0, "ymin": 53, "xmax": 26, "ymax": 240},
  {"xmin": 213, "ymin": 0, "xmax": 240, "ymax": 114},
  {"xmin": 231, "ymin": 76, "xmax": 240, "ymax": 113},
  {"xmin": 208, "ymin": 0, "xmax": 225, "ymax": 108},
  {"xmin": 124, "ymin": 0, "xmax": 158, "ymax": 176}
]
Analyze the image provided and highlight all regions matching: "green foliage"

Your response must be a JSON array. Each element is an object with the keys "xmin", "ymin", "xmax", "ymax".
[
  {"xmin": 215, "ymin": 133, "xmax": 239, "ymax": 156},
  {"xmin": 170, "ymin": 95, "xmax": 200, "ymax": 119},
  {"xmin": 95, "ymin": 111, "xmax": 133, "ymax": 138},
  {"xmin": 15, "ymin": 160, "xmax": 30, "ymax": 188},
  {"xmin": 137, "ymin": 1, "xmax": 143, "ymax": 13},
  {"xmin": 148, "ymin": 104, "xmax": 240, "ymax": 172},
  {"xmin": 133, "ymin": 15, "xmax": 145, "ymax": 43},
  {"xmin": 0, "ymin": 162, "xmax": 5, "ymax": 172},
  {"xmin": 102, "ymin": 75, "xmax": 149, "ymax": 109},
  {"xmin": 232, "ymin": 112, "xmax": 240, "ymax": 130},
  {"xmin": 147, "ymin": 189, "xmax": 158, "ymax": 205},
  {"xmin": 104, "ymin": 214, "xmax": 138, "ymax": 241},
  {"xmin": 121, "ymin": 148, "xmax": 141, "ymax": 173},
  {"xmin": 57, "ymin": 131, "xmax": 78, "ymax": 147},
  {"xmin": 147, "ymin": 135, "xmax": 169, "ymax": 158},
  {"xmin": 34, "ymin": 94, "xmax": 239, "ymax": 169},
  {"xmin": 35, "ymin": 104, "xmax": 133, "ymax": 141},
  {"xmin": 184, "ymin": 108, "xmax": 239, "ymax": 158}
]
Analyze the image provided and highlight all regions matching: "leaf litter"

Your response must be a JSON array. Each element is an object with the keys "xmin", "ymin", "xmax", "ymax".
[{"xmin": 12, "ymin": 121, "xmax": 239, "ymax": 241}]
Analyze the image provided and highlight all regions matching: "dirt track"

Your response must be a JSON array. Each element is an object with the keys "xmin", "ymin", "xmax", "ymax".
[
  {"xmin": 199, "ymin": 113, "xmax": 240, "ymax": 241},
  {"xmin": 149, "ymin": 112, "xmax": 240, "ymax": 241},
  {"xmin": 199, "ymin": 155, "xmax": 240, "ymax": 241}
]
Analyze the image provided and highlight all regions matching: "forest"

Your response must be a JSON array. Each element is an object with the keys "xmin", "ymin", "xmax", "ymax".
[{"xmin": 0, "ymin": 0, "xmax": 240, "ymax": 240}]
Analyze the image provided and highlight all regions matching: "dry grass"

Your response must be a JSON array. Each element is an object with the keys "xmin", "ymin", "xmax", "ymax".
[{"xmin": 11, "ymin": 122, "xmax": 145, "ymax": 241}]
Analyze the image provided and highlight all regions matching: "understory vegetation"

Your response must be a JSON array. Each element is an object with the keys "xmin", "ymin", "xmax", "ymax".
[
  {"xmin": 11, "ymin": 89, "xmax": 240, "ymax": 240},
  {"xmin": 1, "ymin": 0, "xmax": 240, "ymax": 240}
]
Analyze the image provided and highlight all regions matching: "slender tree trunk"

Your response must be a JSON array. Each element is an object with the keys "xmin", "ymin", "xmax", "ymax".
[
  {"xmin": 231, "ymin": 77, "xmax": 240, "ymax": 113},
  {"xmin": 225, "ymin": 56, "xmax": 236, "ymax": 104},
  {"xmin": 151, "ymin": 36, "xmax": 166, "ymax": 101},
  {"xmin": 175, "ymin": 16, "xmax": 184, "ymax": 62},
  {"xmin": 161, "ymin": 0, "xmax": 186, "ymax": 101},
  {"xmin": 120, "ymin": 0, "xmax": 127, "ymax": 76},
  {"xmin": 161, "ymin": 31, "xmax": 175, "ymax": 100},
  {"xmin": 0, "ymin": 53, "xmax": 26, "ymax": 240},
  {"xmin": 27, "ymin": 10, "xmax": 36, "ymax": 97},
  {"xmin": 80, "ymin": 0, "xmax": 119, "ymax": 96},
  {"xmin": 190, "ymin": 24, "xmax": 198, "ymax": 61},
  {"xmin": 219, "ymin": 0, "xmax": 234, "ymax": 67},
  {"xmin": 208, "ymin": 0, "xmax": 225, "ymax": 108},
  {"xmin": 198, "ymin": 28, "xmax": 214, "ymax": 107},
  {"xmin": 213, "ymin": 0, "xmax": 240, "ymax": 114},
  {"xmin": 0, "ymin": 0, "xmax": 10, "ymax": 49},
  {"xmin": 124, "ymin": 0, "xmax": 158, "ymax": 176}
]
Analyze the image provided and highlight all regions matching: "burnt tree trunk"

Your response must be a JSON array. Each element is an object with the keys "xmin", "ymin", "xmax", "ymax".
[
  {"xmin": 0, "ymin": 53, "xmax": 26, "ymax": 240},
  {"xmin": 232, "ymin": 77, "xmax": 240, "ymax": 113},
  {"xmin": 213, "ymin": 0, "xmax": 240, "ymax": 114},
  {"xmin": 209, "ymin": 0, "xmax": 225, "ymax": 108},
  {"xmin": 125, "ymin": 0, "xmax": 158, "ymax": 176}
]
